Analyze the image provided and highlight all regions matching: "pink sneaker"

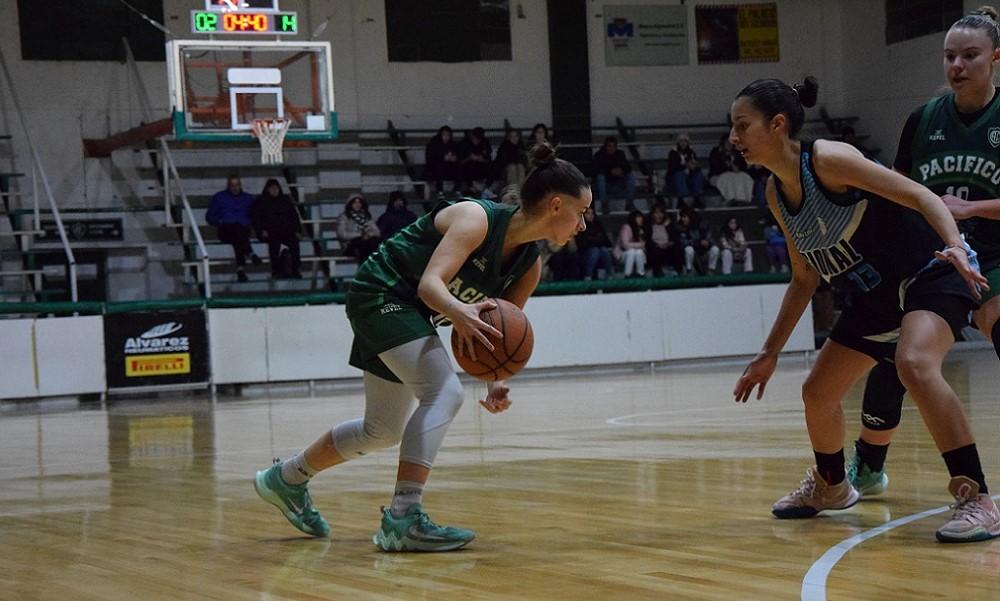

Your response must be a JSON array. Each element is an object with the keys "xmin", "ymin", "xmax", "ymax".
[
  {"xmin": 936, "ymin": 476, "xmax": 1000, "ymax": 543},
  {"xmin": 772, "ymin": 467, "xmax": 860, "ymax": 519}
]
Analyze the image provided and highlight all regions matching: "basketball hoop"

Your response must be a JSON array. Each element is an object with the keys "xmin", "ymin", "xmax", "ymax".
[{"xmin": 252, "ymin": 118, "xmax": 291, "ymax": 165}]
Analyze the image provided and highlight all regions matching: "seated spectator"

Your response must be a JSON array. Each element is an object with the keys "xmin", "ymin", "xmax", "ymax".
[
  {"xmin": 494, "ymin": 129, "xmax": 529, "ymax": 187},
  {"xmin": 719, "ymin": 217, "xmax": 753, "ymax": 275},
  {"xmin": 377, "ymin": 191, "xmax": 418, "ymax": 241},
  {"xmin": 667, "ymin": 133, "xmax": 705, "ymax": 208},
  {"xmin": 615, "ymin": 210, "xmax": 647, "ymax": 278},
  {"xmin": 251, "ymin": 178, "xmax": 302, "ymax": 279},
  {"xmin": 337, "ymin": 194, "xmax": 381, "ymax": 262},
  {"xmin": 576, "ymin": 206, "xmax": 614, "ymax": 280},
  {"xmin": 592, "ymin": 136, "xmax": 636, "ymax": 214},
  {"xmin": 206, "ymin": 175, "xmax": 260, "ymax": 282},
  {"xmin": 708, "ymin": 133, "xmax": 735, "ymax": 183},
  {"xmin": 645, "ymin": 204, "xmax": 680, "ymax": 277},
  {"xmin": 714, "ymin": 161, "xmax": 756, "ymax": 205},
  {"xmin": 676, "ymin": 208, "xmax": 719, "ymax": 275},
  {"xmin": 763, "ymin": 216, "xmax": 790, "ymax": 273},
  {"xmin": 531, "ymin": 123, "xmax": 551, "ymax": 147},
  {"xmin": 423, "ymin": 126, "xmax": 461, "ymax": 201},
  {"xmin": 547, "ymin": 238, "xmax": 580, "ymax": 281},
  {"xmin": 459, "ymin": 127, "xmax": 493, "ymax": 195}
]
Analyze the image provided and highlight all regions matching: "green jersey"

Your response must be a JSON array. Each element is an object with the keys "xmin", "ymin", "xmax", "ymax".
[
  {"xmin": 345, "ymin": 198, "xmax": 539, "ymax": 381},
  {"xmin": 906, "ymin": 92, "xmax": 1000, "ymax": 261}
]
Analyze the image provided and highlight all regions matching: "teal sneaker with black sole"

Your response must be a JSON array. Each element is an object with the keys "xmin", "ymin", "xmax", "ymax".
[
  {"xmin": 372, "ymin": 504, "xmax": 475, "ymax": 552},
  {"xmin": 253, "ymin": 462, "xmax": 331, "ymax": 537},
  {"xmin": 847, "ymin": 451, "xmax": 889, "ymax": 498}
]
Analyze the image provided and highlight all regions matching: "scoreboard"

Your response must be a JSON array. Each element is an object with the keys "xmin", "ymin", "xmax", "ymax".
[
  {"xmin": 192, "ymin": 0, "xmax": 297, "ymax": 35},
  {"xmin": 191, "ymin": 11, "xmax": 297, "ymax": 35}
]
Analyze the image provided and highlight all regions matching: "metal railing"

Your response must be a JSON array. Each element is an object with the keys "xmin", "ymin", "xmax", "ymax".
[
  {"xmin": 0, "ymin": 45, "xmax": 77, "ymax": 301},
  {"xmin": 123, "ymin": 39, "xmax": 212, "ymax": 298}
]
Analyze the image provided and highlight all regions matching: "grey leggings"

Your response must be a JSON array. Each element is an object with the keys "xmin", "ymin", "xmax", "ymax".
[{"xmin": 331, "ymin": 336, "xmax": 464, "ymax": 468}]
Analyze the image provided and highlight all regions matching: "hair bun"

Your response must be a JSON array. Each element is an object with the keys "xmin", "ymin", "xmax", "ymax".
[
  {"xmin": 793, "ymin": 76, "xmax": 819, "ymax": 109},
  {"xmin": 528, "ymin": 141, "xmax": 558, "ymax": 169},
  {"xmin": 973, "ymin": 5, "xmax": 999, "ymax": 21}
]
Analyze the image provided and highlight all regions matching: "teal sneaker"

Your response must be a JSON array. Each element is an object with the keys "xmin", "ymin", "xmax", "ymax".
[
  {"xmin": 253, "ymin": 463, "xmax": 331, "ymax": 537},
  {"xmin": 847, "ymin": 451, "xmax": 889, "ymax": 498},
  {"xmin": 372, "ymin": 504, "xmax": 475, "ymax": 552}
]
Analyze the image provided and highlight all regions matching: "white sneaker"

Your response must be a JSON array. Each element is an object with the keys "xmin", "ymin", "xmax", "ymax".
[{"xmin": 936, "ymin": 476, "xmax": 1000, "ymax": 543}]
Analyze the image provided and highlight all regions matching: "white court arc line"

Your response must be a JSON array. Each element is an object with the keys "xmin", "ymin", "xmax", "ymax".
[{"xmin": 801, "ymin": 494, "xmax": 1000, "ymax": 601}]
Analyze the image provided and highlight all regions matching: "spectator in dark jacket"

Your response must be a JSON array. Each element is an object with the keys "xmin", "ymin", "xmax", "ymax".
[
  {"xmin": 377, "ymin": 191, "xmax": 418, "ymax": 241},
  {"xmin": 667, "ymin": 134, "xmax": 705, "ymax": 207},
  {"xmin": 459, "ymin": 127, "xmax": 493, "ymax": 193},
  {"xmin": 206, "ymin": 175, "xmax": 259, "ymax": 282},
  {"xmin": 251, "ymin": 178, "xmax": 302, "ymax": 279},
  {"xmin": 676, "ymin": 208, "xmax": 719, "ymax": 275},
  {"xmin": 423, "ymin": 126, "xmax": 461, "ymax": 200},
  {"xmin": 494, "ymin": 129, "xmax": 528, "ymax": 187},
  {"xmin": 592, "ymin": 136, "xmax": 636, "ymax": 214},
  {"xmin": 576, "ymin": 206, "xmax": 614, "ymax": 280}
]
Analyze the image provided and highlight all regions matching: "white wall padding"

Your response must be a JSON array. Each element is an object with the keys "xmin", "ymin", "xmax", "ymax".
[
  {"xmin": 34, "ymin": 316, "xmax": 105, "ymax": 397},
  {"xmin": 0, "ymin": 319, "xmax": 38, "ymax": 399},
  {"xmin": 208, "ymin": 308, "xmax": 268, "ymax": 385},
  {"xmin": 264, "ymin": 305, "xmax": 359, "ymax": 381}
]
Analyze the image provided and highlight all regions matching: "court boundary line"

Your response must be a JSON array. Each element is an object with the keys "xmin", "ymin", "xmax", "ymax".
[{"xmin": 800, "ymin": 494, "xmax": 1000, "ymax": 601}]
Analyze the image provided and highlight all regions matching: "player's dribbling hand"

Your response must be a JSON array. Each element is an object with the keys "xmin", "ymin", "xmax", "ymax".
[
  {"xmin": 935, "ymin": 245, "xmax": 988, "ymax": 301},
  {"xmin": 479, "ymin": 381, "xmax": 511, "ymax": 414},
  {"xmin": 941, "ymin": 194, "xmax": 977, "ymax": 221},
  {"xmin": 449, "ymin": 299, "xmax": 503, "ymax": 361},
  {"xmin": 733, "ymin": 352, "xmax": 777, "ymax": 403}
]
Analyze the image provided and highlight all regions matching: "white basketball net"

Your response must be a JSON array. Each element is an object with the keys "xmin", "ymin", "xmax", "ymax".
[{"xmin": 252, "ymin": 118, "xmax": 291, "ymax": 165}]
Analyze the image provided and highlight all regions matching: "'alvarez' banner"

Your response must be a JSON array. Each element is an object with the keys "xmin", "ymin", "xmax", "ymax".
[
  {"xmin": 604, "ymin": 5, "xmax": 689, "ymax": 66},
  {"xmin": 696, "ymin": 3, "xmax": 779, "ymax": 64},
  {"xmin": 104, "ymin": 310, "xmax": 209, "ymax": 389}
]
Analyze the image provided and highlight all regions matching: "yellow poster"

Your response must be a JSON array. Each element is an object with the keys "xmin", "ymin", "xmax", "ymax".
[
  {"xmin": 125, "ymin": 353, "xmax": 191, "ymax": 377},
  {"xmin": 738, "ymin": 4, "xmax": 779, "ymax": 62}
]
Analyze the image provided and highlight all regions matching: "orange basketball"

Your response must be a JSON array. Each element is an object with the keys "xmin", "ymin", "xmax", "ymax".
[{"xmin": 451, "ymin": 298, "xmax": 534, "ymax": 381}]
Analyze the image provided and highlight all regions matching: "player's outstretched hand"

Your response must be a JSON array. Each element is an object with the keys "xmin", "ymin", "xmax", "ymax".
[
  {"xmin": 935, "ymin": 245, "xmax": 988, "ymax": 301},
  {"xmin": 734, "ymin": 352, "xmax": 777, "ymax": 403},
  {"xmin": 449, "ymin": 299, "xmax": 503, "ymax": 361},
  {"xmin": 480, "ymin": 381, "xmax": 511, "ymax": 414}
]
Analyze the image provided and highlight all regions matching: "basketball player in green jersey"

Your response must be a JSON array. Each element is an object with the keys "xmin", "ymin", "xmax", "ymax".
[
  {"xmin": 848, "ymin": 9, "xmax": 1000, "ymax": 522},
  {"xmin": 254, "ymin": 142, "xmax": 591, "ymax": 551}
]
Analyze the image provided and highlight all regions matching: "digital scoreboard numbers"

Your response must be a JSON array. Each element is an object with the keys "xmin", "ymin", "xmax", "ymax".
[{"xmin": 191, "ymin": 10, "xmax": 298, "ymax": 35}]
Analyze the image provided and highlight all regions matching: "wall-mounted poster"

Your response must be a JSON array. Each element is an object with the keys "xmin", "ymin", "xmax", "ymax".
[
  {"xmin": 696, "ymin": 3, "xmax": 779, "ymax": 64},
  {"xmin": 604, "ymin": 5, "xmax": 689, "ymax": 66}
]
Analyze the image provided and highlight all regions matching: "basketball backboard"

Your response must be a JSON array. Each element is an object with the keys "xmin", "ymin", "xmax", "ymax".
[{"xmin": 166, "ymin": 40, "xmax": 337, "ymax": 142}]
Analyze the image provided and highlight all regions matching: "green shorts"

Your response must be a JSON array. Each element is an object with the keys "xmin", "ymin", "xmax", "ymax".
[{"xmin": 347, "ymin": 295, "xmax": 437, "ymax": 383}]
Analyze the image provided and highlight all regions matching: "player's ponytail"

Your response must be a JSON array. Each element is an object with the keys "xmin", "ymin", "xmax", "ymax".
[
  {"xmin": 735, "ymin": 76, "xmax": 819, "ymax": 138},
  {"xmin": 952, "ymin": 6, "xmax": 1000, "ymax": 49},
  {"xmin": 520, "ymin": 142, "xmax": 589, "ymax": 214}
]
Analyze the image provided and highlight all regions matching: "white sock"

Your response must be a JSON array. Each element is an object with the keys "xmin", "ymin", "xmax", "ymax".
[
  {"xmin": 280, "ymin": 452, "xmax": 318, "ymax": 486},
  {"xmin": 389, "ymin": 481, "xmax": 424, "ymax": 518}
]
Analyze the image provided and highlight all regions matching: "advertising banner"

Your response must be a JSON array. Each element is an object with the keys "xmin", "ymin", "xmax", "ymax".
[
  {"xmin": 696, "ymin": 3, "xmax": 779, "ymax": 64},
  {"xmin": 605, "ymin": 5, "xmax": 689, "ymax": 66},
  {"xmin": 104, "ymin": 311, "xmax": 208, "ymax": 389}
]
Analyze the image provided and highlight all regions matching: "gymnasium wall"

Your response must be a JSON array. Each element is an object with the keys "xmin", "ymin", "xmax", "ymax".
[
  {"xmin": 0, "ymin": 284, "xmax": 814, "ymax": 399},
  {"xmin": 0, "ymin": 0, "xmax": 869, "ymax": 209},
  {"xmin": 838, "ymin": 0, "xmax": 985, "ymax": 163}
]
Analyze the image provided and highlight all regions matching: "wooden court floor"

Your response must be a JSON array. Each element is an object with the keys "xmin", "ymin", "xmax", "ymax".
[{"xmin": 1, "ymin": 348, "xmax": 998, "ymax": 600}]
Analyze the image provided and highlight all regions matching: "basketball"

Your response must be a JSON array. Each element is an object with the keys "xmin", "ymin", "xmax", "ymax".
[{"xmin": 451, "ymin": 298, "xmax": 533, "ymax": 381}]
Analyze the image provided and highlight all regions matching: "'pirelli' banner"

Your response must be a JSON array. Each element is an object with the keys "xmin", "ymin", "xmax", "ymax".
[{"xmin": 104, "ymin": 310, "xmax": 209, "ymax": 389}]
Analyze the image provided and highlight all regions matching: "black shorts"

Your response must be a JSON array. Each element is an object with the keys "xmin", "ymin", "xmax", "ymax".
[{"xmin": 829, "ymin": 263, "xmax": 976, "ymax": 362}]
